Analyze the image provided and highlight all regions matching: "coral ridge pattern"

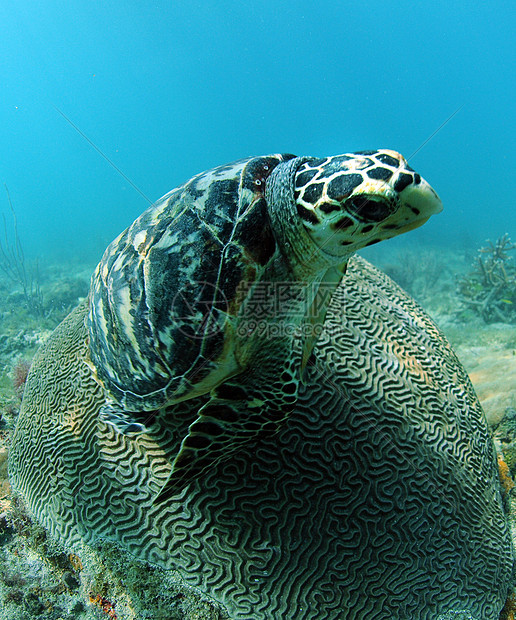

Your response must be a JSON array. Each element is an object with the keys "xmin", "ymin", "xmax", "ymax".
[{"xmin": 8, "ymin": 152, "xmax": 514, "ymax": 619}]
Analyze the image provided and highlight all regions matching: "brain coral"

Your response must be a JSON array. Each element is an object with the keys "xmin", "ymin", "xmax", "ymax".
[{"xmin": 9, "ymin": 257, "xmax": 514, "ymax": 619}]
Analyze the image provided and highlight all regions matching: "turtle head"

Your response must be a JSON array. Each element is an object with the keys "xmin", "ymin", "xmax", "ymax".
[{"xmin": 267, "ymin": 149, "xmax": 442, "ymax": 277}]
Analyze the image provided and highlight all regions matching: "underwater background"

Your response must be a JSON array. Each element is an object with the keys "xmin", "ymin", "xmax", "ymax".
[
  {"xmin": 0, "ymin": 1, "xmax": 516, "ymax": 619},
  {"xmin": 0, "ymin": 0, "xmax": 515, "ymax": 263}
]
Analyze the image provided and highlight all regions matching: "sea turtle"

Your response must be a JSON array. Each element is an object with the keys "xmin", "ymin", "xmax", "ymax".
[
  {"xmin": 9, "ymin": 151, "xmax": 514, "ymax": 618},
  {"xmin": 86, "ymin": 150, "xmax": 440, "ymax": 499}
]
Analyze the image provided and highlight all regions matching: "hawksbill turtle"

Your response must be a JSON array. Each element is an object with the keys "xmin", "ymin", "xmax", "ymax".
[
  {"xmin": 8, "ymin": 150, "xmax": 514, "ymax": 619},
  {"xmin": 86, "ymin": 150, "xmax": 442, "ymax": 500}
]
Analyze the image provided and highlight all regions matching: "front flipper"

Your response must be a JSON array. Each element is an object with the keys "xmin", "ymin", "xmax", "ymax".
[
  {"xmin": 153, "ymin": 364, "xmax": 299, "ymax": 504},
  {"xmin": 300, "ymin": 264, "xmax": 346, "ymax": 380},
  {"xmin": 152, "ymin": 265, "xmax": 342, "ymax": 504}
]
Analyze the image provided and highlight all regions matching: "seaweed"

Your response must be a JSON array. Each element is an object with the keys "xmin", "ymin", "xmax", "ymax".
[
  {"xmin": 457, "ymin": 234, "xmax": 516, "ymax": 323},
  {"xmin": 382, "ymin": 248, "xmax": 447, "ymax": 301},
  {"xmin": 0, "ymin": 186, "xmax": 44, "ymax": 316}
]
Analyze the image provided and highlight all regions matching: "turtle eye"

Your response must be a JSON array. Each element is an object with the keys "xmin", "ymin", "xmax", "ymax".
[
  {"xmin": 345, "ymin": 196, "xmax": 391, "ymax": 222},
  {"xmin": 254, "ymin": 179, "xmax": 262, "ymax": 186}
]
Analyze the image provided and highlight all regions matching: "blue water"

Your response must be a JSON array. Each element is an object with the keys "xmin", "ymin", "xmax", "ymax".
[{"xmin": 0, "ymin": 0, "xmax": 514, "ymax": 263}]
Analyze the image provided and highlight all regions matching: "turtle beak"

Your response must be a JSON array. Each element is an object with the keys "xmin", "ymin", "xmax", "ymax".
[
  {"xmin": 402, "ymin": 179, "xmax": 443, "ymax": 216},
  {"xmin": 394, "ymin": 178, "xmax": 443, "ymax": 234}
]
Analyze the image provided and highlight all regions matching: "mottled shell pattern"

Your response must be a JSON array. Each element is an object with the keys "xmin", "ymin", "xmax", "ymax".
[{"xmin": 89, "ymin": 155, "xmax": 291, "ymax": 420}]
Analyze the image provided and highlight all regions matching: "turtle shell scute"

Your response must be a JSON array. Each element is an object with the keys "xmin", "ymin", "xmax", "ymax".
[{"xmin": 88, "ymin": 155, "xmax": 292, "ymax": 411}]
